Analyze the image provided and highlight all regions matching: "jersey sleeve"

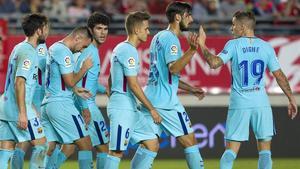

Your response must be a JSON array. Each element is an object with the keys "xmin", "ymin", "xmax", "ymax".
[
  {"xmin": 267, "ymin": 47, "xmax": 280, "ymax": 72},
  {"xmin": 16, "ymin": 51, "xmax": 34, "ymax": 80},
  {"xmin": 54, "ymin": 48, "xmax": 74, "ymax": 74},
  {"xmin": 218, "ymin": 40, "xmax": 235, "ymax": 64},
  {"xmin": 119, "ymin": 48, "xmax": 139, "ymax": 76},
  {"xmin": 164, "ymin": 35, "xmax": 181, "ymax": 64}
]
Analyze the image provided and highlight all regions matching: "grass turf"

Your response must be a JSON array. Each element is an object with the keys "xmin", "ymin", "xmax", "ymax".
[{"xmin": 22, "ymin": 158, "xmax": 300, "ymax": 169}]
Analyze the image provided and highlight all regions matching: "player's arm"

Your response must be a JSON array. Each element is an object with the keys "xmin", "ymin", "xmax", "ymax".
[
  {"xmin": 169, "ymin": 33, "xmax": 198, "ymax": 74},
  {"xmin": 97, "ymin": 83, "xmax": 107, "ymax": 94},
  {"xmin": 127, "ymin": 76, "xmax": 162, "ymax": 124},
  {"xmin": 198, "ymin": 26, "xmax": 223, "ymax": 69},
  {"xmin": 15, "ymin": 77, "xmax": 28, "ymax": 130},
  {"xmin": 272, "ymin": 69, "xmax": 298, "ymax": 119},
  {"xmin": 62, "ymin": 57, "xmax": 93, "ymax": 88},
  {"xmin": 179, "ymin": 80, "xmax": 205, "ymax": 100}
]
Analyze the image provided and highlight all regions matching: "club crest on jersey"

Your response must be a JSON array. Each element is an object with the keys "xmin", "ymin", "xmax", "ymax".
[
  {"xmin": 38, "ymin": 47, "xmax": 45, "ymax": 56},
  {"xmin": 37, "ymin": 127, "xmax": 43, "ymax": 134},
  {"xmin": 127, "ymin": 57, "xmax": 135, "ymax": 68},
  {"xmin": 64, "ymin": 56, "xmax": 71, "ymax": 67},
  {"xmin": 170, "ymin": 45, "xmax": 178, "ymax": 55},
  {"xmin": 22, "ymin": 59, "xmax": 31, "ymax": 70}
]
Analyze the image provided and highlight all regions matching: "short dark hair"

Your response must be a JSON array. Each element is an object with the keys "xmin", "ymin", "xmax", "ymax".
[
  {"xmin": 166, "ymin": 1, "xmax": 192, "ymax": 23},
  {"xmin": 71, "ymin": 26, "xmax": 93, "ymax": 41},
  {"xmin": 87, "ymin": 12, "xmax": 110, "ymax": 29},
  {"xmin": 22, "ymin": 13, "xmax": 48, "ymax": 37},
  {"xmin": 233, "ymin": 11, "xmax": 256, "ymax": 29},
  {"xmin": 125, "ymin": 11, "xmax": 150, "ymax": 35}
]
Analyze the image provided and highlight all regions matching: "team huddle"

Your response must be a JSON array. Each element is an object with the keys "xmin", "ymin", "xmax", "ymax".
[{"xmin": 0, "ymin": 1, "xmax": 298, "ymax": 169}]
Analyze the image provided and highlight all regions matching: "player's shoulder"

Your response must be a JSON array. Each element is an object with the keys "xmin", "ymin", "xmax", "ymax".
[
  {"xmin": 114, "ymin": 41, "xmax": 137, "ymax": 54},
  {"xmin": 156, "ymin": 30, "xmax": 178, "ymax": 42}
]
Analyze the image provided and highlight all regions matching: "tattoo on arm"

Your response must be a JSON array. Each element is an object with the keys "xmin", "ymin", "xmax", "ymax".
[
  {"xmin": 274, "ymin": 69, "xmax": 293, "ymax": 99},
  {"xmin": 202, "ymin": 46, "xmax": 223, "ymax": 69}
]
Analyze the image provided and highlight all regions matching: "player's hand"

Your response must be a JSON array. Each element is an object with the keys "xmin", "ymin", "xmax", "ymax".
[
  {"xmin": 188, "ymin": 32, "xmax": 199, "ymax": 50},
  {"xmin": 82, "ymin": 57, "xmax": 93, "ymax": 71},
  {"xmin": 82, "ymin": 109, "xmax": 91, "ymax": 125},
  {"xmin": 73, "ymin": 87, "xmax": 92, "ymax": 99},
  {"xmin": 288, "ymin": 98, "xmax": 298, "ymax": 120},
  {"xmin": 17, "ymin": 113, "xmax": 28, "ymax": 130},
  {"xmin": 192, "ymin": 87, "xmax": 205, "ymax": 100},
  {"xmin": 150, "ymin": 109, "xmax": 162, "ymax": 124},
  {"xmin": 198, "ymin": 26, "xmax": 206, "ymax": 47}
]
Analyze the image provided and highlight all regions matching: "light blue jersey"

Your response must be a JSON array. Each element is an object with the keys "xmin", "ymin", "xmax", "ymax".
[
  {"xmin": 144, "ymin": 30, "xmax": 182, "ymax": 110},
  {"xmin": 107, "ymin": 41, "xmax": 140, "ymax": 111},
  {"xmin": 75, "ymin": 44, "xmax": 106, "ymax": 109},
  {"xmin": 33, "ymin": 43, "xmax": 48, "ymax": 112},
  {"xmin": 43, "ymin": 42, "xmax": 74, "ymax": 104},
  {"xmin": 0, "ymin": 41, "xmax": 38, "ymax": 121},
  {"xmin": 218, "ymin": 37, "xmax": 280, "ymax": 109}
]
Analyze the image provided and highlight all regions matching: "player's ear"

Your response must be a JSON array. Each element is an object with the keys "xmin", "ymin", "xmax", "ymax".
[{"xmin": 175, "ymin": 13, "xmax": 181, "ymax": 23}]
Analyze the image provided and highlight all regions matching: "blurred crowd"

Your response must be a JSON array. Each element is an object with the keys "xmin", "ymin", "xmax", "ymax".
[{"xmin": 0, "ymin": 0, "xmax": 299, "ymax": 23}]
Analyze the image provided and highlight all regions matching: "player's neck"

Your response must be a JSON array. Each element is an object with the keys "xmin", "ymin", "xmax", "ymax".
[
  {"xmin": 92, "ymin": 40, "xmax": 100, "ymax": 47},
  {"xmin": 126, "ymin": 36, "xmax": 139, "ymax": 48},
  {"xmin": 61, "ymin": 36, "xmax": 73, "ymax": 51},
  {"xmin": 26, "ymin": 36, "xmax": 38, "ymax": 48},
  {"xmin": 243, "ymin": 30, "xmax": 255, "ymax": 37},
  {"xmin": 167, "ymin": 24, "xmax": 180, "ymax": 37}
]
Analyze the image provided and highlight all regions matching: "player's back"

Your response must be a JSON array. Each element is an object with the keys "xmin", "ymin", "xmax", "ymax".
[
  {"xmin": 43, "ymin": 42, "xmax": 74, "ymax": 104},
  {"xmin": 144, "ymin": 30, "xmax": 182, "ymax": 110},
  {"xmin": 75, "ymin": 44, "xmax": 100, "ymax": 103},
  {"xmin": 225, "ymin": 37, "xmax": 280, "ymax": 109},
  {"xmin": 0, "ymin": 41, "xmax": 38, "ymax": 121},
  {"xmin": 107, "ymin": 41, "xmax": 139, "ymax": 111}
]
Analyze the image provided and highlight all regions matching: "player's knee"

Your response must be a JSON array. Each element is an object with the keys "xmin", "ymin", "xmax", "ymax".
[
  {"xmin": 178, "ymin": 134, "xmax": 197, "ymax": 148},
  {"xmin": 143, "ymin": 140, "xmax": 160, "ymax": 152},
  {"xmin": 110, "ymin": 150, "xmax": 123, "ymax": 158}
]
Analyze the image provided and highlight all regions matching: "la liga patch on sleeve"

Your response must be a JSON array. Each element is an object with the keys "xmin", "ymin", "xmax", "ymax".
[
  {"xmin": 170, "ymin": 45, "xmax": 178, "ymax": 55},
  {"xmin": 64, "ymin": 56, "xmax": 72, "ymax": 67},
  {"xmin": 22, "ymin": 59, "xmax": 31, "ymax": 70},
  {"xmin": 127, "ymin": 57, "xmax": 136, "ymax": 68}
]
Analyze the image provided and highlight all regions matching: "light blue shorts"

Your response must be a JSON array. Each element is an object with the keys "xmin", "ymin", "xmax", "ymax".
[
  {"xmin": 107, "ymin": 108, "xmax": 157, "ymax": 151},
  {"xmin": 141, "ymin": 106, "xmax": 194, "ymax": 137},
  {"xmin": 87, "ymin": 103, "xmax": 109, "ymax": 147},
  {"xmin": 41, "ymin": 101, "xmax": 89, "ymax": 144},
  {"xmin": 0, "ymin": 117, "xmax": 45, "ymax": 143},
  {"xmin": 225, "ymin": 107, "xmax": 275, "ymax": 141}
]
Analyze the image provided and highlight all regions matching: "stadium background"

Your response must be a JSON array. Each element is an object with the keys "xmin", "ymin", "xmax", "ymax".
[{"xmin": 0, "ymin": 0, "xmax": 300, "ymax": 168}]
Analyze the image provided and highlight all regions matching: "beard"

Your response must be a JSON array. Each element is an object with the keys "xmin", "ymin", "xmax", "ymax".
[
  {"xmin": 179, "ymin": 21, "xmax": 189, "ymax": 31},
  {"xmin": 37, "ymin": 37, "xmax": 46, "ymax": 44}
]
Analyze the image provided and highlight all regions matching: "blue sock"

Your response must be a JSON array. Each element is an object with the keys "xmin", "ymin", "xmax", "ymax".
[
  {"xmin": 96, "ymin": 152, "xmax": 107, "ymax": 169},
  {"xmin": 104, "ymin": 155, "xmax": 121, "ymax": 169},
  {"xmin": 258, "ymin": 150, "xmax": 272, "ymax": 169},
  {"xmin": 11, "ymin": 148, "xmax": 25, "ymax": 169},
  {"xmin": 56, "ymin": 150, "xmax": 67, "ymax": 168},
  {"xmin": 184, "ymin": 145, "xmax": 204, "ymax": 169},
  {"xmin": 29, "ymin": 145, "xmax": 47, "ymax": 169},
  {"xmin": 45, "ymin": 146, "xmax": 60, "ymax": 169},
  {"xmin": 131, "ymin": 146, "xmax": 157, "ymax": 169},
  {"xmin": 220, "ymin": 149, "xmax": 237, "ymax": 169},
  {"xmin": 78, "ymin": 150, "xmax": 93, "ymax": 169},
  {"xmin": 0, "ymin": 149, "xmax": 14, "ymax": 169}
]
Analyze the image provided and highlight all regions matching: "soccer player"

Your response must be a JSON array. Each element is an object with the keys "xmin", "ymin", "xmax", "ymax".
[
  {"xmin": 104, "ymin": 11, "xmax": 162, "ymax": 169},
  {"xmin": 42, "ymin": 26, "xmax": 94, "ymax": 169},
  {"xmin": 0, "ymin": 13, "xmax": 49, "ymax": 169},
  {"xmin": 11, "ymin": 43, "xmax": 50, "ymax": 169},
  {"xmin": 141, "ymin": 2, "xmax": 205, "ymax": 169},
  {"xmin": 198, "ymin": 11, "xmax": 298, "ymax": 169},
  {"xmin": 74, "ymin": 12, "xmax": 110, "ymax": 169}
]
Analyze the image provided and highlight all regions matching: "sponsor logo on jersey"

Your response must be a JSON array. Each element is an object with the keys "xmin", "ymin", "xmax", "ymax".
[
  {"xmin": 127, "ymin": 57, "xmax": 135, "ymax": 68},
  {"xmin": 22, "ymin": 59, "xmax": 31, "ymax": 70},
  {"xmin": 64, "ymin": 56, "xmax": 71, "ymax": 67},
  {"xmin": 170, "ymin": 45, "xmax": 178, "ymax": 55}
]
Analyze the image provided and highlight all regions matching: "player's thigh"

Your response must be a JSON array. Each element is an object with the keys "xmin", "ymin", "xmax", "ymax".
[
  {"xmin": 140, "ymin": 106, "xmax": 165, "ymax": 137},
  {"xmin": 225, "ymin": 109, "xmax": 251, "ymax": 141},
  {"xmin": 131, "ymin": 110, "xmax": 158, "ymax": 150},
  {"xmin": 157, "ymin": 108, "xmax": 194, "ymax": 137},
  {"xmin": 107, "ymin": 108, "xmax": 136, "ymax": 151},
  {"xmin": 251, "ymin": 107, "xmax": 275, "ymax": 140},
  {"xmin": 46, "ymin": 101, "xmax": 89, "ymax": 144},
  {"xmin": 88, "ymin": 103, "xmax": 109, "ymax": 147},
  {"xmin": 41, "ymin": 104, "xmax": 60, "ymax": 143},
  {"xmin": 0, "ymin": 120, "xmax": 16, "ymax": 149}
]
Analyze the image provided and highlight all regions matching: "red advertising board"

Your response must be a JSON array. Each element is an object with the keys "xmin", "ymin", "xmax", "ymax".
[{"xmin": 1, "ymin": 34, "xmax": 299, "ymax": 94}]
